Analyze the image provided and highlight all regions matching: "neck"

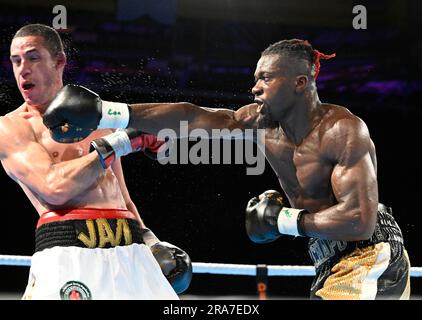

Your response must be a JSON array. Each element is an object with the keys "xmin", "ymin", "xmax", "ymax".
[
  {"xmin": 279, "ymin": 90, "xmax": 322, "ymax": 145},
  {"xmin": 25, "ymin": 103, "xmax": 46, "ymax": 115}
]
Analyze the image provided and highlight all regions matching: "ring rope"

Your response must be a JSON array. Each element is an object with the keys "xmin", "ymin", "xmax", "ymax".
[{"xmin": 1, "ymin": 254, "xmax": 421, "ymax": 277}]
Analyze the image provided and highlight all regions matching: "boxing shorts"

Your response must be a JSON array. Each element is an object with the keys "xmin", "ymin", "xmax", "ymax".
[
  {"xmin": 308, "ymin": 203, "xmax": 410, "ymax": 300},
  {"xmin": 22, "ymin": 208, "xmax": 178, "ymax": 300}
]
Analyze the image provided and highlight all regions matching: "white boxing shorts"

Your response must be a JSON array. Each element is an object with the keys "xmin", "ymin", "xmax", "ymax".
[{"xmin": 23, "ymin": 208, "xmax": 179, "ymax": 300}]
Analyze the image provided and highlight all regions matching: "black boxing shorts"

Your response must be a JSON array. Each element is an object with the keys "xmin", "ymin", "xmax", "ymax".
[{"xmin": 307, "ymin": 203, "xmax": 410, "ymax": 300}]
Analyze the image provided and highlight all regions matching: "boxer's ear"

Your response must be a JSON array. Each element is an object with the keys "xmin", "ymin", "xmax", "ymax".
[
  {"xmin": 55, "ymin": 51, "xmax": 66, "ymax": 69},
  {"xmin": 295, "ymin": 75, "xmax": 309, "ymax": 94}
]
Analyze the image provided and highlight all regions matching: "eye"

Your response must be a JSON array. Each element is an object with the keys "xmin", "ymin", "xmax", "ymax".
[
  {"xmin": 260, "ymin": 74, "xmax": 271, "ymax": 82},
  {"xmin": 10, "ymin": 57, "xmax": 21, "ymax": 66},
  {"xmin": 254, "ymin": 76, "xmax": 271, "ymax": 83}
]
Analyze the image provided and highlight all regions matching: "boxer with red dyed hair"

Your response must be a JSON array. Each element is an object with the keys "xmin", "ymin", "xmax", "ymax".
[{"xmin": 45, "ymin": 39, "xmax": 410, "ymax": 299}]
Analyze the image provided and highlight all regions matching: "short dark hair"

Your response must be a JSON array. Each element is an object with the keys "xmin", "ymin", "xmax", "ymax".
[{"xmin": 13, "ymin": 23, "xmax": 64, "ymax": 58}]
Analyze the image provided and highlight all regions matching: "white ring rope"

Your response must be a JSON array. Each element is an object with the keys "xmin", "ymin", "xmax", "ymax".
[
  {"xmin": 193, "ymin": 262, "xmax": 317, "ymax": 276},
  {"xmin": 1, "ymin": 254, "xmax": 422, "ymax": 277}
]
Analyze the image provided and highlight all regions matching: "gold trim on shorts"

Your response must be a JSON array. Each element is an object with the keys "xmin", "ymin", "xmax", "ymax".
[{"xmin": 316, "ymin": 242, "xmax": 391, "ymax": 300}]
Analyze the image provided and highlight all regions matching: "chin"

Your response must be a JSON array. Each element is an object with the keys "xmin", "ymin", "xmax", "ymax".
[
  {"xmin": 24, "ymin": 93, "xmax": 47, "ymax": 106},
  {"xmin": 256, "ymin": 115, "xmax": 264, "ymax": 127},
  {"xmin": 257, "ymin": 115, "xmax": 274, "ymax": 128},
  {"xmin": 24, "ymin": 97, "xmax": 38, "ymax": 105}
]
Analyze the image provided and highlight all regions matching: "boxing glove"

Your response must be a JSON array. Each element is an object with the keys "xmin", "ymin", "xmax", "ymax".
[
  {"xmin": 141, "ymin": 228, "xmax": 192, "ymax": 294},
  {"xmin": 90, "ymin": 128, "xmax": 169, "ymax": 169},
  {"xmin": 43, "ymin": 84, "xmax": 130, "ymax": 143},
  {"xmin": 245, "ymin": 190, "xmax": 306, "ymax": 243}
]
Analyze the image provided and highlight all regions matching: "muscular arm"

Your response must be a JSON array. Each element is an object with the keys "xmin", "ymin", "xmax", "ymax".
[
  {"xmin": 0, "ymin": 116, "xmax": 105, "ymax": 206},
  {"xmin": 300, "ymin": 118, "xmax": 378, "ymax": 241},
  {"xmin": 43, "ymin": 85, "xmax": 260, "ymax": 142},
  {"xmin": 111, "ymin": 158, "xmax": 146, "ymax": 228},
  {"xmin": 128, "ymin": 102, "xmax": 259, "ymax": 137}
]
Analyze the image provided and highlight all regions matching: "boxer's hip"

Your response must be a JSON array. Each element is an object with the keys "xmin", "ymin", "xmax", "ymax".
[
  {"xmin": 35, "ymin": 207, "xmax": 144, "ymax": 252},
  {"xmin": 312, "ymin": 241, "xmax": 410, "ymax": 299},
  {"xmin": 25, "ymin": 208, "xmax": 179, "ymax": 299},
  {"xmin": 308, "ymin": 203, "xmax": 404, "ymax": 270},
  {"xmin": 24, "ymin": 243, "xmax": 179, "ymax": 300},
  {"xmin": 307, "ymin": 203, "xmax": 409, "ymax": 299}
]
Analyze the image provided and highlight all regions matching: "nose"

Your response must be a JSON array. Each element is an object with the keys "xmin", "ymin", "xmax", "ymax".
[
  {"xmin": 19, "ymin": 59, "xmax": 32, "ymax": 78},
  {"xmin": 251, "ymin": 81, "xmax": 263, "ymax": 96}
]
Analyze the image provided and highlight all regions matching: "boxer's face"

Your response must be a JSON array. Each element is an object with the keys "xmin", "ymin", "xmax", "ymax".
[
  {"xmin": 10, "ymin": 35, "xmax": 64, "ymax": 107},
  {"xmin": 252, "ymin": 54, "xmax": 296, "ymax": 124}
]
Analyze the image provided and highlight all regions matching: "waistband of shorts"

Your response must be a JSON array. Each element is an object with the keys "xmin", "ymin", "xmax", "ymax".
[
  {"xmin": 37, "ymin": 208, "xmax": 136, "ymax": 228},
  {"xmin": 308, "ymin": 203, "xmax": 404, "ymax": 270}
]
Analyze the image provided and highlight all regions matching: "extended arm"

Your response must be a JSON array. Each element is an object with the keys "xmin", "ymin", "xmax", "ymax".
[
  {"xmin": 43, "ymin": 85, "xmax": 260, "ymax": 142},
  {"xmin": 127, "ymin": 102, "xmax": 259, "ymax": 136}
]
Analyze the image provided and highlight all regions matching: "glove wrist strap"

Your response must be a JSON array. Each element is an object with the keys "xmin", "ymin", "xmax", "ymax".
[
  {"xmin": 104, "ymin": 130, "xmax": 132, "ymax": 157},
  {"xmin": 98, "ymin": 101, "xmax": 130, "ymax": 129},
  {"xmin": 277, "ymin": 207, "xmax": 306, "ymax": 236},
  {"xmin": 90, "ymin": 130, "xmax": 132, "ymax": 169},
  {"xmin": 140, "ymin": 228, "xmax": 160, "ymax": 247}
]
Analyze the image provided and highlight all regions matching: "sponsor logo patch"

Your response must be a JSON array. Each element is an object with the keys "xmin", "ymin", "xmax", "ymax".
[{"xmin": 60, "ymin": 281, "xmax": 92, "ymax": 300}]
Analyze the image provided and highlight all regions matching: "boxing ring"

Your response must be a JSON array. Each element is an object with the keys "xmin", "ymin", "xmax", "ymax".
[{"xmin": 1, "ymin": 254, "xmax": 421, "ymax": 299}]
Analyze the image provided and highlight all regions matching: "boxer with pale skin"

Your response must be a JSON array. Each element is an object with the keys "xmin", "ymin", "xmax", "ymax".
[
  {"xmin": 0, "ymin": 23, "xmax": 192, "ymax": 300},
  {"xmin": 3, "ymin": 34, "xmax": 123, "ymax": 212}
]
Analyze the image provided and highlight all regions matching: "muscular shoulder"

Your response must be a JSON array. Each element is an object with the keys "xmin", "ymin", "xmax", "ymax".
[
  {"xmin": 0, "ymin": 115, "xmax": 36, "ymax": 157},
  {"xmin": 320, "ymin": 104, "xmax": 369, "ymax": 137},
  {"xmin": 5, "ymin": 103, "xmax": 27, "ymax": 117},
  {"xmin": 319, "ymin": 104, "xmax": 371, "ymax": 165}
]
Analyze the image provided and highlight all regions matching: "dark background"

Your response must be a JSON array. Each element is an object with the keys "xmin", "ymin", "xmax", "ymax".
[{"xmin": 0, "ymin": 0, "xmax": 421, "ymax": 299}]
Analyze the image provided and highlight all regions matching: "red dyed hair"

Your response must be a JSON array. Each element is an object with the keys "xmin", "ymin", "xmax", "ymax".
[{"xmin": 313, "ymin": 50, "xmax": 336, "ymax": 80}]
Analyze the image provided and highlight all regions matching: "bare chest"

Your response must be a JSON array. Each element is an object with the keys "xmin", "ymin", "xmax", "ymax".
[
  {"xmin": 263, "ymin": 131, "xmax": 333, "ymax": 202},
  {"xmin": 28, "ymin": 116, "xmax": 109, "ymax": 162}
]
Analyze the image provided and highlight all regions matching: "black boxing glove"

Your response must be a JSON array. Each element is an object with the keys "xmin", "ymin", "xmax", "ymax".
[
  {"xmin": 43, "ymin": 84, "xmax": 130, "ymax": 143},
  {"xmin": 90, "ymin": 128, "xmax": 169, "ymax": 169},
  {"xmin": 141, "ymin": 228, "xmax": 192, "ymax": 294},
  {"xmin": 245, "ymin": 190, "xmax": 307, "ymax": 243}
]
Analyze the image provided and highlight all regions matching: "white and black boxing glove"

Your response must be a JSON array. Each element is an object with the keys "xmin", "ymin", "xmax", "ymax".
[
  {"xmin": 141, "ymin": 228, "xmax": 192, "ymax": 294},
  {"xmin": 90, "ymin": 128, "xmax": 170, "ymax": 169},
  {"xmin": 245, "ymin": 190, "xmax": 307, "ymax": 243},
  {"xmin": 43, "ymin": 84, "xmax": 130, "ymax": 143}
]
